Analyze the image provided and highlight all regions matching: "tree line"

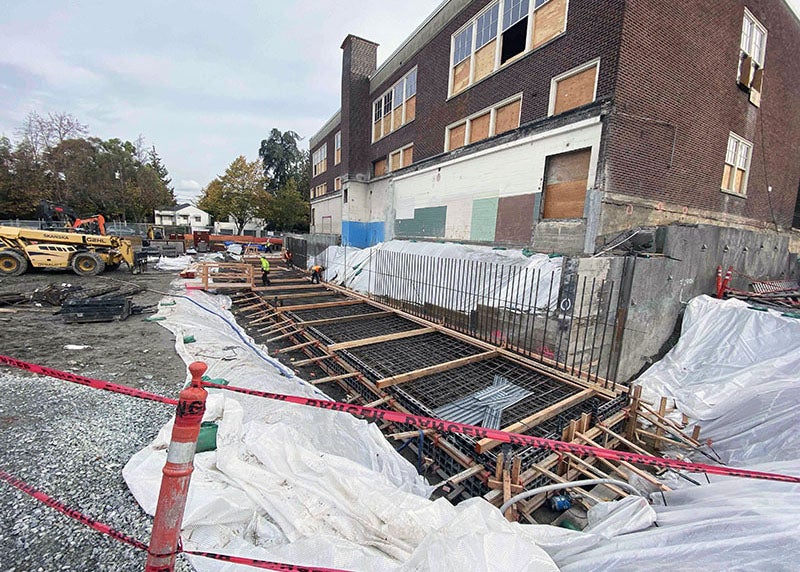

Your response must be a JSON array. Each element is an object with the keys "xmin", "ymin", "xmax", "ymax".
[
  {"xmin": 0, "ymin": 111, "xmax": 175, "ymax": 222},
  {"xmin": 197, "ymin": 128, "xmax": 310, "ymax": 234}
]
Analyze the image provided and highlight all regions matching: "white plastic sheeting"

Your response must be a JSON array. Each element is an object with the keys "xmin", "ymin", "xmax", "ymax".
[
  {"xmin": 154, "ymin": 255, "xmax": 194, "ymax": 271},
  {"xmin": 528, "ymin": 295, "xmax": 800, "ymax": 570},
  {"xmin": 309, "ymin": 240, "xmax": 563, "ymax": 312},
  {"xmin": 123, "ymin": 284, "xmax": 558, "ymax": 571}
]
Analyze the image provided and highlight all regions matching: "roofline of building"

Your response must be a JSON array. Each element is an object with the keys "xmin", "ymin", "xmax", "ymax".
[
  {"xmin": 310, "ymin": 109, "xmax": 342, "ymax": 149},
  {"xmin": 369, "ymin": 0, "xmax": 470, "ymax": 92}
]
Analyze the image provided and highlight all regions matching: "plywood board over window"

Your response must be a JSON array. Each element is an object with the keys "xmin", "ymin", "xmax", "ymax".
[
  {"xmin": 495, "ymin": 99, "xmax": 521, "ymax": 134},
  {"xmin": 532, "ymin": 0, "xmax": 567, "ymax": 49},
  {"xmin": 374, "ymin": 158, "xmax": 387, "ymax": 177},
  {"xmin": 474, "ymin": 40, "xmax": 497, "ymax": 83},
  {"xmin": 405, "ymin": 95, "xmax": 416, "ymax": 122},
  {"xmin": 453, "ymin": 59, "xmax": 471, "ymax": 95},
  {"xmin": 553, "ymin": 63, "xmax": 597, "ymax": 115},
  {"xmin": 389, "ymin": 151, "xmax": 402, "ymax": 172},
  {"xmin": 469, "ymin": 112, "xmax": 491, "ymax": 143},
  {"xmin": 449, "ymin": 123, "xmax": 467, "ymax": 150},
  {"xmin": 402, "ymin": 146, "xmax": 413, "ymax": 167},
  {"xmin": 542, "ymin": 148, "xmax": 591, "ymax": 219}
]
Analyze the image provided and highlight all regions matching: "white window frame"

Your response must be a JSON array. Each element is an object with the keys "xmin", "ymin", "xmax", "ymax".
[
  {"xmin": 387, "ymin": 143, "xmax": 414, "ymax": 172},
  {"xmin": 444, "ymin": 93, "xmax": 523, "ymax": 151},
  {"xmin": 312, "ymin": 145, "xmax": 327, "ymax": 177},
  {"xmin": 447, "ymin": 0, "xmax": 565, "ymax": 98},
  {"xmin": 334, "ymin": 176, "xmax": 342, "ymax": 191},
  {"xmin": 741, "ymin": 8, "xmax": 767, "ymax": 68},
  {"xmin": 371, "ymin": 67, "xmax": 418, "ymax": 143},
  {"xmin": 334, "ymin": 131, "xmax": 341, "ymax": 165},
  {"xmin": 721, "ymin": 132, "xmax": 752, "ymax": 197},
  {"xmin": 548, "ymin": 58, "xmax": 600, "ymax": 116}
]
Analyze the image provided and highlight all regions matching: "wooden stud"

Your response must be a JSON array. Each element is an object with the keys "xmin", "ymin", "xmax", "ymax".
[
  {"xmin": 389, "ymin": 428, "xmax": 436, "ymax": 440},
  {"xmin": 275, "ymin": 340, "xmax": 318, "ymax": 354},
  {"xmin": 575, "ymin": 431, "xmax": 668, "ymax": 490},
  {"xmin": 267, "ymin": 329, "xmax": 303, "ymax": 343},
  {"xmin": 311, "ymin": 372, "xmax": 361, "ymax": 385},
  {"xmin": 276, "ymin": 299, "xmax": 363, "ymax": 312},
  {"xmin": 292, "ymin": 355, "xmax": 334, "ymax": 367},
  {"xmin": 298, "ymin": 311, "xmax": 394, "ymax": 327},
  {"xmin": 254, "ymin": 284, "xmax": 326, "ymax": 292},
  {"xmin": 326, "ymin": 327, "xmax": 435, "ymax": 352},
  {"xmin": 377, "ymin": 350, "xmax": 498, "ymax": 389},
  {"xmin": 364, "ymin": 396, "xmax": 393, "ymax": 408}
]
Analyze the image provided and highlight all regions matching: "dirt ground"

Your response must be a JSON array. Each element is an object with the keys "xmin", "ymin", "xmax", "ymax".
[
  {"xmin": 0, "ymin": 266, "xmax": 193, "ymax": 571},
  {"xmin": 0, "ymin": 267, "xmax": 185, "ymax": 385}
]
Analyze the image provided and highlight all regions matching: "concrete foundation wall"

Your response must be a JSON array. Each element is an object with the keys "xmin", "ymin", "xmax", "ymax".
[{"xmin": 615, "ymin": 223, "xmax": 798, "ymax": 382}]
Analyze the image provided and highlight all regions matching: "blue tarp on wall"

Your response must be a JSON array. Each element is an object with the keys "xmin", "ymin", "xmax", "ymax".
[{"xmin": 342, "ymin": 221, "xmax": 385, "ymax": 248}]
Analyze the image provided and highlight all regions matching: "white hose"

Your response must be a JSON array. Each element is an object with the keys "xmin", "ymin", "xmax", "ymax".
[{"xmin": 499, "ymin": 478, "xmax": 642, "ymax": 514}]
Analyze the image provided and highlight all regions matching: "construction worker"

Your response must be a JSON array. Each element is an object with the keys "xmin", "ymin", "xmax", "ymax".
[
  {"xmin": 310, "ymin": 264, "xmax": 325, "ymax": 284},
  {"xmin": 283, "ymin": 249, "xmax": 294, "ymax": 269},
  {"xmin": 260, "ymin": 254, "xmax": 271, "ymax": 286}
]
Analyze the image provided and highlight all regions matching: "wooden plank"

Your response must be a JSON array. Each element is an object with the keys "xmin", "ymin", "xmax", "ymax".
[
  {"xmin": 274, "ymin": 291, "xmax": 338, "ymax": 301},
  {"xmin": 249, "ymin": 313, "xmax": 279, "ymax": 326},
  {"xmin": 327, "ymin": 327, "xmax": 435, "ymax": 352},
  {"xmin": 292, "ymin": 355, "xmax": 334, "ymax": 366},
  {"xmin": 277, "ymin": 300, "xmax": 362, "ymax": 312},
  {"xmin": 236, "ymin": 301, "xmax": 268, "ymax": 312},
  {"xmin": 255, "ymin": 284, "xmax": 324, "ymax": 292},
  {"xmin": 311, "ymin": 372, "xmax": 361, "ymax": 385},
  {"xmin": 389, "ymin": 428, "xmax": 436, "ymax": 440},
  {"xmin": 275, "ymin": 340, "xmax": 318, "ymax": 354},
  {"xmin": 257, "ymin": 321, "xmax": 296, "ymax": 334},
  {"xmin": 267, "ymin": 329, "xmax": 303, "ymax": 343},
  {"xmin": 575, "ymin": 431, "xmax": 668, "ymax": 490},
  {"xmin": 298, "ymin": 311, "xmax": 393, "ymax": 327},
  {"xmin": 476, "ymin": 388, "xmax": 594, "ymax": 453},
  {"xmin": 443, "ymin": 464, "xmax": 485, "ymax": 486},
  {"xmin": 364, "ymin": 396, "xmax": 393, "ymax": 408},
  {"xmin": 502, "ymin": 469, "xmax": 514, "ymax": 521},
  {"xmin": 376, "ymin": 350, "xmax": 498, "ymax": 389}
]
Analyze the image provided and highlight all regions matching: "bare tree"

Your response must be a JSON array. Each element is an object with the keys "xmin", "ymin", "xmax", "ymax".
[{"xmin": 15, "ymin": 111, "xmax": 88, "ymax": 161}]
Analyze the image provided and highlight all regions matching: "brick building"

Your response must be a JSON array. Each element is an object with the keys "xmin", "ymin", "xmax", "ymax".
[{"xmin": 308, "ymin": 0, "xmax": 800, "ymax": 254}]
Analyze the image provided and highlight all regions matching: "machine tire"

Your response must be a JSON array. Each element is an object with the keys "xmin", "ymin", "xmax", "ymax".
[
  {"xmin": 0, "ymin": 250, "xmax": 28, "ymax": 276},
  {"xmin": 71, "ymin": 251, "xmax": 106, "ymax": 276}
]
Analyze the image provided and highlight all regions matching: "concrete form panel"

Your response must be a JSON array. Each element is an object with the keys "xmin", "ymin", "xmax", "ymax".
[
  {"xmin": 470, "ymin": 197, "xmax": 499, "ymax": 242},
  {"xmin": 495, "ymin": 194, "xmax": 536, "ymax": 243}
]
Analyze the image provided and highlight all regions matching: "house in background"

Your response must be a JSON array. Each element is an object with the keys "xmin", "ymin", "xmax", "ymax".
[
  {"xmin": 308, "ymin": 0, "xmax": 800, "ymax": 254},
  {"xmin": 153, "ymin": 203, "xmax": 211, "ymax": 231},
  {"xmin": 213, "ymin": 216, "xmax": 267, "ymax": 237}
]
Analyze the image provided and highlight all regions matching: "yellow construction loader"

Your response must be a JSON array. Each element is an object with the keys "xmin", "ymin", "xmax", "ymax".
[{"xmin": 0, "ymin": 226, "xmax": 143, "ymax": 277}]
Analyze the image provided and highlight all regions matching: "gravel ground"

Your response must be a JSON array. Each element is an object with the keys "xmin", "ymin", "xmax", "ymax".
[{"xmin": 0, "ymin": 268, "xmax": 194, "ymax": 571}]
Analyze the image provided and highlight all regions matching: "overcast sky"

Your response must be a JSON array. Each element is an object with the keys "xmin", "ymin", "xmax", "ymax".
[{"xmin": 1, "ymin": 1, "xmax": 798, "ymax": 203}]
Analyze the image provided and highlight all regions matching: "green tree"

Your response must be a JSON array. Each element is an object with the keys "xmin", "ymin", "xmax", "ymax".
[
  {"xmin": 261, "ymin": 180, "xmax": 309, "ymax": 232},
  {"xmin": 258, "ymin": 129, "xmax": 304, "ymax": 192},
  {"xmin": 148, "ymin": 145, "xmax": 175, "ymax": 198},
  {"xmin": 198, "ymin": 156, "xmax": 268, "ymax": 234}
]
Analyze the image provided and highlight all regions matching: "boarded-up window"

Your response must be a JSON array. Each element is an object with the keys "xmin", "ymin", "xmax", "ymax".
[
  {"xmin": 474, "ymin": 40, "xmax": 496, "ymax": 83},
  {"xmin": 334, "ymin": 131, "xmax": 342, "ymax": 165},
  {"xmin": 721, "ymin": 133, "xmax": 751, "ymax": 195},
  {"xmin": 495, "ymin": 99, "xmax": 521, "ymax": 134},
  {"xmin": 402, "ymin": 145, "xmax": 413, "ymax": 167},
  {"xmin": 552, "ymin": 63, "xmax": 597, "ymax": 115},
  {"xmin": 469, "ymin": 112, "xmax": 491, "ymax": 143},
  {"xmin": 532, "ymin": 0, "xmax": 567, "ymax": 49},
  {"xmin": 449, "ymin": 123, "xmax": 467, "ymax": 150},
  {"xmin": 334, "ymin": 177, "xmax": 342, "ymax": 191},
  {"xmin": 452, "ymin": 59, "xmax": 471, "ymax": 95},
  {"xmin": 373, "ymin": 120, "xmax": 382, "ymax": 141},
  {"xmin": 405, "ymin": 95, "xmax": 416, "ymax": 122},
  {"xmin": 374, "ymin": 158, "xmax": 387, "ymax": 177},
  {"xmin": 389, "ymin": 150, "xmax": 402, "ymax": 172},
  {"xmin": 542, "ymin": 148, "xmax": 591, "ymax": 219}
]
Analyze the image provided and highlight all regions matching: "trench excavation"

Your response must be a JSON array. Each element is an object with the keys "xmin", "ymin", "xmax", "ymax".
[{"xmin": 221, "ymin": 261, "xmax": 633, "ymax": 522}]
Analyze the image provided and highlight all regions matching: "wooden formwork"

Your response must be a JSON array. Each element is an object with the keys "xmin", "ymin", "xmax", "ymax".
[{"xmin": 224, "ymin": 281, "xmax": 669, "ymax": 523}]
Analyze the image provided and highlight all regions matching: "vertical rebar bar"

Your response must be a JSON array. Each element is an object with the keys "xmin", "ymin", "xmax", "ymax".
[
  {"xmin": 526, "ymin": 269, "xmax": 541, "ymax": 357},
  {"xmin": 576, "ymin": 277, "xmax": 597, "ymax": 378},
  {"xmin": 554, "ymin": 273, "xmax": 571, "ymax": 367},
  {"xmin": 586, "ymin": 279, "xmax": 605, "ymax": 384},
  {"xmin": 541, "ymin": 270, "xmax": 555, "ymax": 360},
  {"xmin": 594, "ymin": 280, "xmax": 614, "ymax": 387},
  {"xmin": 477, "ymin": 261, "xmax": 489, "ymax": 341},
  {"xmin": 569, "ymin": 276, "xmax": 588, "ymax": 375},
  {"xmin": 602, "ymin": 280, "xmax": 617, "ymax": 387}
]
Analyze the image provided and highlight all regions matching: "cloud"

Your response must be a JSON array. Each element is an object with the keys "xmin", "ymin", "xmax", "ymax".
[
  {"xmin": 0, "ymin": 35, "xmax": 101, "ymax": 88},
  {"xmin": 178, "ymin": 179, "xmax": 201, "ymax": 191}
]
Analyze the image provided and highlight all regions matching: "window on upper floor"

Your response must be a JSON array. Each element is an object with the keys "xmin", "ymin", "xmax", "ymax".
[
  {"xmin": 445, "ymin": 94, "xmax": 522, "ymax": 151},
  {"xmin": 739, "ymin": 9, "xmax": 767, "ymax": 107},
  {"xmin": 449, "ymin": 0, "xmax": 567, "ymax": 97},
  {"xmin": 373, "ymin": 157, "xmax": 387, "ymax": 177},
  {"xmin": 334, "ymin": 131, "xmax": 342, "ymax": 165},
  {"xmin": 721, "ymin": 133, "xmax": 752, "ymax": 197},
  {"xmin": 334, "ymin": 176, "xmax": 342, "ymax": 191},
  {"xmin": 312, "ymin": 145, "xmax": 327, "ymax": 177},
  {"xmin": 311, "ymin": 182, "xmax": 328, "ymax": 199},
  {"xmin": 372, "ymin": 67, "xmax": 418, "ymax": 142},
  {"xmin": 388, "ymin": 144, "xmax": 414, "ymax": 172},
  {"xmin": 549, "ymin": 59, "xmax": 599, "ymax": 116}
]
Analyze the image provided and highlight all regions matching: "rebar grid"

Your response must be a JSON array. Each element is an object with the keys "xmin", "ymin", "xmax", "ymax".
[
  {"xmin": 399, "ymin": 357, "xmax": 579, "ymax": 418},
  {"xmin": 309, "ymin": 315, "xmax": 421, "ymax": 344},
  {"xmin": 287, "ymin": 302, "xmax": 378, "ymax": 322},
  {"xmin": 339, "ymin": 332, "xmax": 484, "ymax": 379}
]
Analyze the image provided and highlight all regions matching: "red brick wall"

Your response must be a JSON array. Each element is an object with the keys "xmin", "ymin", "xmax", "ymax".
[
  {"xmin": 607, "ymin": 0, "xmax": 800, "ymax": 229},
  {"xmin": 365, "ymin": 0, "xmax": 626, "ymax": 165}
]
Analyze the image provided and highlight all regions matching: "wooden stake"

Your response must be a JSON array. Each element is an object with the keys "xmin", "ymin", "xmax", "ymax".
[
  {"xmin": 311, "ymin": 372, "xmax": 361, "ymax": 385},
  {"xmin": 275, "ymin": 340, "xmax": 318, "ymax": 354},
  {"xmin": 292, "ymin": 355, "xmax": 334, "ymax": 366}
]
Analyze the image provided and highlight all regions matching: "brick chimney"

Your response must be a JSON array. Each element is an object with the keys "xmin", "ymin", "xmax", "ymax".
[{"xmin": 341, "ymin": 35, "xmax": 378, "ymax": 181}]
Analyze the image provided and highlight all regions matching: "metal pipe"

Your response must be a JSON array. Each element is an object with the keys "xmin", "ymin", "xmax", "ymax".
[{"xmin": 499, "ymin": 478, "xmax": 643, "ymax": 515}]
